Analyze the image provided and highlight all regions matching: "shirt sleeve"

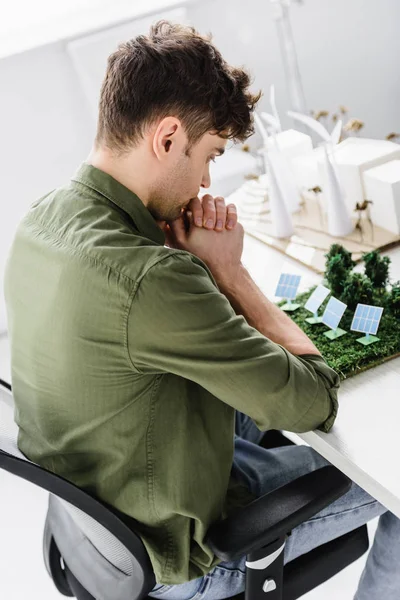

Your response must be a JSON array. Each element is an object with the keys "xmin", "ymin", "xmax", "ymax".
[{"xmin": 126, "ymin": 251, "xmax": 339, "ymax": 434}]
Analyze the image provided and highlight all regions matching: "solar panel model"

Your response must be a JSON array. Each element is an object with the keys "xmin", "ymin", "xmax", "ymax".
[
  {"xmin": 321, "ymin": 297, "xmax": 348, "ymax": 340},
  {"xmin": 304, "ymin": 285, "xmax": 330, "ymax": 325},
  {"xmin": 275, "ymin": 273, "xmax": 301, "ymax": 312},
  {"xmin": 351, "ymin": 304, "xmax": 383, "ymax": 345}
]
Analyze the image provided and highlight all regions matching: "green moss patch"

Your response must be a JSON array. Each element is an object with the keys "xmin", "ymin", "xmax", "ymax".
[{"xmin": 283, "ymin": 288, "xmax": 400, "ymax": 380}]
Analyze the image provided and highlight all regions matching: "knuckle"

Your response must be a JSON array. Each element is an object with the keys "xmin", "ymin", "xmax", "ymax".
[
  {"xmin": 188, "ymin": 201, "xmax": 201, "ymax": 218},
  {"xmin": 190, "ymin": 197, "xmax": 202, "ymax": 208}
]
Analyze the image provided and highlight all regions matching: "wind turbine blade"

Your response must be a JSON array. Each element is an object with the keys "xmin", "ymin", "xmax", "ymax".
[
  {"xmin": 331, "ymin": 119, "xmax": 343, "ymax": 145},
  {"xmin": 288, "ymin": 110, "xmax": 331, "ymax": 142},
  {"xmin": 270, "ymin": 84, "xmax": 282, "ymax": 132},
  {"xmin": 265, "ymin": 150, "xmax": 294, "ymax": 238},
  {"xmin": 260, "ymin": 112, "xmax": 281, "ymax": 132},
  {"xmin": 254, "ymin": 112, "xmax": 270, "ymax": 146},
  {"xmin": 323, "ymin": 146, "xmax": 353, "ymax": 237}
]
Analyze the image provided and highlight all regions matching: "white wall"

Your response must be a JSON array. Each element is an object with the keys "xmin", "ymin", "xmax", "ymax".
[
  {"xmin": 0, "ymin": 42, "xmax": 94, "ymax": 330},
  {"xmin": 1, "ymin": 0, "xmax": 399, "ymax": 331},
  {"xmin": 191, "ymin": 0, "xmax": 400, "ymax": 141}
]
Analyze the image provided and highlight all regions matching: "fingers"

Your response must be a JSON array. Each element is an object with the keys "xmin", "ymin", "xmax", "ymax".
[
  {"xmin": 186, "ymin": 195, "xmax": 238, "ymax": 231},
  {"xmin": 163, "ymin": 224, "xmax": 176, "ymax": 248},
  {"xmin": 187, "ymin": 197, "xmax": 203, "ymax": 227},
  {"xmin": 168, "ymin": 213, "xmax": 186, "ymax": 244},
  {"xmin": 226, "ymin": 204, "xmax": 238, "ymax": 230},
  {"xmin": 201, "ymin": 194, "xmax": 217, "ymax": 229},
  {"xmin": 214, "ymin": 197, "xmax": 227, "ymax": 231}
]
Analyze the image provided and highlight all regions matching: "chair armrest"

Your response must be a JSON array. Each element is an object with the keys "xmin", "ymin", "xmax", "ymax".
[{"xmin": 205, "ymin": 466, "xmax": 351, "ymax": 561}]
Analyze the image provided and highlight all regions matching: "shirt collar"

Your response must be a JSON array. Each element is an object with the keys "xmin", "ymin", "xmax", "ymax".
[{"xmin": 71, "ymin": 163, "xmax": 166, "ymax": 246}]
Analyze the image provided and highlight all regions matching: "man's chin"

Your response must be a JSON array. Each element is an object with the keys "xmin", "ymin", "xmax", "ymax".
[{"xmin": 157, "ymin": 203, "xmax": 190, "ymax": 223}]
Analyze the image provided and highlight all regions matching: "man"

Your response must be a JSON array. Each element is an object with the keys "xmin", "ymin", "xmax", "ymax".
[{"xmin": 4, "ymin": 20, "xmax": 399, "ymax": 600}]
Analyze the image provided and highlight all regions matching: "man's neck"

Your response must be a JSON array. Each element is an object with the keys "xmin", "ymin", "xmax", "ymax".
[{"xmin": 86, "ymin": 146, "xmax": 151, "ymax": 206}]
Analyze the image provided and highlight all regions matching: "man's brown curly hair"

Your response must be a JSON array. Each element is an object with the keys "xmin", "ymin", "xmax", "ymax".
[{"xmin": 95, "ymin": 20, "xmax": 261, "ymax": 152}]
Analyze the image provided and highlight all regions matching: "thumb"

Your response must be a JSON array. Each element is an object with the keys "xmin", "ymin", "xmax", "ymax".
[
  {"xmin": 168, "ymin": 213, "xmax": 187, "ymax": 245},
  {"xmin": 164, "ymin": 224, "xmax": 179, "ymax": 248}
]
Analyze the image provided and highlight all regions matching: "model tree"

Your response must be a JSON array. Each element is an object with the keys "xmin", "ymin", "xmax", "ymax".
[
  {"xmin": 325, "ymin": 244, "xmax": 355, "ymax": 271},
  {"xmin": 387, "ymin": 282, "xmax": 400, "ymax": 317},
  {"xmin": 325, "ymin": 255, "xmax": 348, "ymax": 297},
  {"xmin": 363, "ymin": 250, "xmax": 391, "ymax": 289},
  {"xmin": 325, "ymin": 245, "xmax": 355, "ymax": 297},
  {"xmin": 341, "ymin": 273, "xmax": 374, "ymax": 311}
]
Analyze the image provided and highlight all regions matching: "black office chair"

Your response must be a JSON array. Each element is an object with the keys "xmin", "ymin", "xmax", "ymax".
[{"xmin": 0, "ymin": 382, "xmax": 369, "ymax": 600}]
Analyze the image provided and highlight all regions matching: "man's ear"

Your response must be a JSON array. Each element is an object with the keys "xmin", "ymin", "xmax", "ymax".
[{"xmin": 152, "ymin": 117, "xmax": 185, "ymax": 161}]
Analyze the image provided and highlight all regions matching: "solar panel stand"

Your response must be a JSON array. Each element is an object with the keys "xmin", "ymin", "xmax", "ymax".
[
  {"xmin": 276, "ymin": 274, "xmax": 301, "ymax": 310},
  {"xmin": 281, "ymin": 298, "xmax": 301, "ymax": 312},
  {"xmin": 350, "ymin": 303, "xmax": 383, "ymax": 345},
  {"xmin": 324, "ymin": 327, "xmax": 347, "ymax": 340},
  {"xmin": 305, "ymin": 311, "xmax": 323, "ymax": 325},
  {"xmin": 356, "ymin": 333, "xmax": 380, "ymax": 346},
  {"xmin": 304, "ymin": 285, "xmax": 330, "ymax": 325}
]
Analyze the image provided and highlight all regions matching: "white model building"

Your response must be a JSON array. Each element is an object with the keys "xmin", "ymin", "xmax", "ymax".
[
  {"xmin": 317, "ymin": 138, "xmax": 400, "ymax": 213},
  {"xmin": 287, "ymin": 110, "xmax": 353, "ymax": 237},
  {"xmin": 265, "ymin": 128, "xmax": 313, "ymax": 161},
  {"xmin": 363, "ymin": 160, "xmax": 400, "ymax": 235},
  {"xmin": 290, "ymin": 147, "xmax": 324, "ymax": 191}
]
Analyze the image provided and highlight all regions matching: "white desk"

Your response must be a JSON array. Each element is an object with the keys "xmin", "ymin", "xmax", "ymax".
[
  {"xmin": 1, "ymin": 234, "xmax": 400, "ymax": 519},
  {"xmin": 241, "ymin": 234, "xmax": 400, "ymax": 520},
  {"xmin": 298, "ymin": 360, "xmax": 400, "ymax": 519}
]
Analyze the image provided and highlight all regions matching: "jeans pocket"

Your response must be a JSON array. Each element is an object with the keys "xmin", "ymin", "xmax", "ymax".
[{"xmin": 185, "ymin": 576, "xmax": 211, "ymax": 600}]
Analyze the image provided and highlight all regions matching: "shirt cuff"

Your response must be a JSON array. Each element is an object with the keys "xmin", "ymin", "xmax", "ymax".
[{"xmin": 299, "ymin": 354, "xmax": 340, "ymax": 433}]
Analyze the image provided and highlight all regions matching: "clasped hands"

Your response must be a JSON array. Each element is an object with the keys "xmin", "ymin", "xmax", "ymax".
[
  {"xmin": 157, "ymin": 194, "xmax": 238, "ymax": 248},
  {"xmin": 157, "ymin": 194, "xmax": 244, "ymax": 292}
]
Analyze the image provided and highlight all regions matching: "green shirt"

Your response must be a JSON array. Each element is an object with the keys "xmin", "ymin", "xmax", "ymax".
[{"xmin": 4, "ymin": 163, "xmax": 339, "ymax": 584}]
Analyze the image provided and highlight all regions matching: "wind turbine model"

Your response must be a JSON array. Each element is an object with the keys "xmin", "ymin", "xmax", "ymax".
[
  {"xmin": 288, "ymin": 110, "xmax": 354, "ymax": 237},
  {"xmin": 254, "ymin": 112, "xmax": 294, "ymax": 239},
  {"xmin": 269, "ymin": 0, "xmax": 307, "ymax": 115},
  {"xmin": 260, "ymin": 85, "xmax": 282, "ymax": 134},
  {"xmin": 260, "ymin": 85, "xmax": 302, "ymax": 213}
]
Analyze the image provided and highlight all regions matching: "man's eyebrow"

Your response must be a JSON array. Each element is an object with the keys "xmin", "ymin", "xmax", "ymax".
[{"xmin": 214, "ymin": 147, "xmax": 225, "ymax": 156}]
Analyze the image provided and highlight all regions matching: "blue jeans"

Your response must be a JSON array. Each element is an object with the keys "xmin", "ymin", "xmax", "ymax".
[{"xmin": 149, "ymin": 412, "xmax": 400, "ymax": 599}]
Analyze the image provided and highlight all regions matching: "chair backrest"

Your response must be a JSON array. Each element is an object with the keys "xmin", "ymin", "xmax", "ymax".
[{"xmin": 0, "ymin": 384, "xmax": 155, "ymax": 600}]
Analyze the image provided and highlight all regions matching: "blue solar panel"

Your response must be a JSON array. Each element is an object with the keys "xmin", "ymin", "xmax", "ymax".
[
  {"xmin": 351, "ymin": 304, "xmax": 383, "ymax": 335},
  {"xmin": 305, "ymin": 285, "xmax": 330, "ymax": 314},
  {"xmin": 275, "ymin": 273, "xmax": 301, "ymax": 300},
  {"xmin": 322, "ymin": 297, "xmax": 347, "ymax": 330}
]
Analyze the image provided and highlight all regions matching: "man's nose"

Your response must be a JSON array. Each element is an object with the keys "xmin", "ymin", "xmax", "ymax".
[{"xmin": 201, "ymin": 170, "xmax": 211, "ymax": 189}]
